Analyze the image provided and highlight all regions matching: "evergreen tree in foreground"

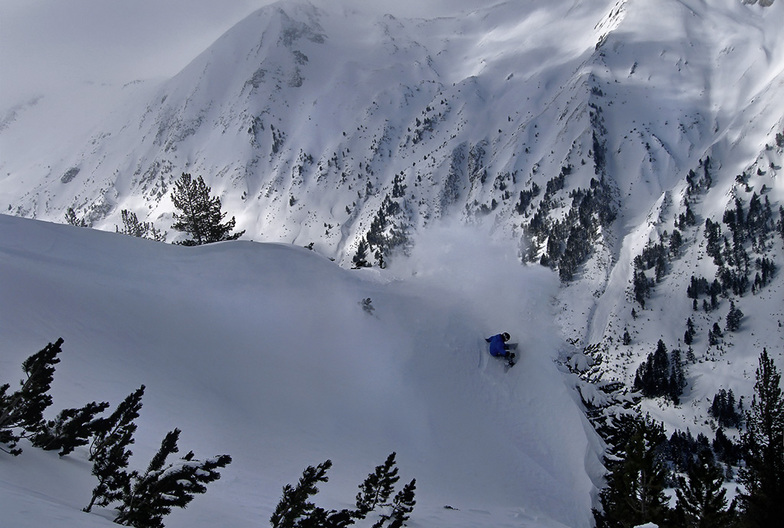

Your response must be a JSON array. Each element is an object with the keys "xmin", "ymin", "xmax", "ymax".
[
  {"xmin": 85, "ymin": 438, "xmax": 134, "ymax": 513},
  {"xmin": 373, "ymin": 479, "xmax": 416, "ymax": 528},
  {"xmin": 356, "ymin": 452, "xmax": 399, "ymax": 516},
  {"xmin": 736, "ymin": 348, "xmax": 784, "ymax": 527},
  {"xmin": 90, "ymin": 385, "xmax": 145, "ymax": 461},
  {"xmin": 84, "ymin": 385, "xmax": 145, "ymax": 513},
  {"xmin": 271, "ymin": 453, "xmax": 416, "ymax": 528},
  {"xmin": 171, "ymin": 173, "xmax": 244, "ymax": 245},
  {"xmin": 594, "ymin": 413, "xmax": 669, "ymax": 528},
  {"xmin": 114, "ymin": 428, "xmax": 231, "ymax": 527},
  {"xmin": 0, "ymin": 338, "xmax": 63, "ymax": 455},
  {"xmin": 673, "ymin": 450, "xmax": 736, "ymax": 528},
  {"xmin": 270, "ymin": 459, "xmax": 336, "ymax": 528},
  {"xmin": 30, "ymin": 400, "xmax": 110, "ymax": 456}
]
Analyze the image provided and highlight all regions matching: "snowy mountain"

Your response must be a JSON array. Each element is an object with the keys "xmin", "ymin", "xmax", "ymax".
[
  {"xmin": 1, "ymin": 0, "xmax": 784, "ymax": 525},
  {"xmin": 2, "ymin": 0, "xmax": 778, "ymax": 250}
]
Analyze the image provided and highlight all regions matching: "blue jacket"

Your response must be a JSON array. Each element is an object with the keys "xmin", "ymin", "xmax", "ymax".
[{"xmin": 486, "ymin": 334, "xmax": 508, "ymax": 357}]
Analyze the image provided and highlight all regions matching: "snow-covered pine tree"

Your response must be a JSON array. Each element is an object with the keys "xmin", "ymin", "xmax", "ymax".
[
  {"xmin": 736, "ymin": 348, "xmax": 784, "ymax": 527},
  {"xmin": 84, "ymin": 385, "xmax": 145, "ymax": 513},
  {"xmin": 114, "ymin": 428, "xmax": 231, "ymax": 527},
  {"xmin": 673, "ymin": 450, "xmax": 736, "ymax": 528},
  {"xmin": 30, "ymin": 400, "xmax": 110, "ymax": 456},
  {"xmin": 171, "ymin": 173, "xmax": 244, "ymax": 246},
  {"xmin": 0, "ymin": 338, "xmax": 63, "ymax": 455}
]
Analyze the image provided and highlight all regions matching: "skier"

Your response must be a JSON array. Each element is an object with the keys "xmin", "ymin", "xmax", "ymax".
[{"xmin": 486, "ymin": 332, "xmax": 514, "ymax": 361}]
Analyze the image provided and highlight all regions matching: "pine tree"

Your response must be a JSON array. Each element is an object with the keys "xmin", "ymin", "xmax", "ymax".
[
  {"xmin": 673, "ymin": 450, "xmax": 735, "ymax": 528},
  {"xmin": 594, "ymin": 413, "xmax": 670, "ymax": 528},
  {"xmin": 778, "ymin": 206, "xmax": 784, "ymax": 242},
  {"xmin": 114, "ymin": 428, "xmax": 231, "ymax": 527},
  {"xmin": 684, "ymin": 317, "xmax": 696, "ymax": 345},
  {"xmin": 725, "ymin": 301, "xmax": 744, "ymax": 332},
  {"xmin": 633, "ymin": 269, "xmax": 653, "ymax": 308},
  {"xmin": 84, "ymin": 385, "xmax": 145, "ymax": 513},
  {"xmin": 668, "ymin": 429, "xmax": 712, "ymax": 473},
  {"xmin": 64, "ymin": 207, "xmax": 87, "ymax": 227},
  {"xmin": 90, "ymin": 385, "xmax": 145, "ymax": 460},
  {"xmin": 116, "ymin": 209, "xmax": 166, "ymax": 241},
  {"xmin": 709, "ymin": 323, "xmax": 723, "ymax": 346},
  {"xmin": 670, "ymin": 229, "xmax": 683, "ymax": 257},
  {"xmin": 356, "ymin": 452, "xmax": 400, "ymax": 516},
  {"xmin": 352, "ymin": 239, "xmax": 370, "ymax": 268},
  {"xmin": 271, "ymin": 453, "xmax": 416, "ymax": 528},
  {"xmin": 736, "ymin": 348, "xmax": 784, "ymax": 527},
  {"xmin": 30, "ymin": 400, "xmax": 110, "ymax": 456},
  {"xmin": 633, "ymin": 340, "xmax": 672, "ymax": 399},
  {"xmin": 713, "ymin": 428, "xmax": 741, "ymax": 466},
  {"xmin": 668, "ymin": 348, "xmax": 686, "ymax": 405},
  {"xmin": 171, "ymin": 173, "xmax": 244, "ymax": 246},
  {"xmin": 85, "ymin": 436, "xmax": 135, "ymax": 513},
  {"xmin": 270, "ymin": 459, "xmax": 333, "ymax": 528},
  {"xmin": 378, "ymin": 479, "xmax": 416, "ymax": 528},
  {"xmin": 0, "ymin": 338, "xmax": 63, "ymax": 455},
  {"xmin": 709, "ymin": 389, "xmax": 742, "ymax": 429}
]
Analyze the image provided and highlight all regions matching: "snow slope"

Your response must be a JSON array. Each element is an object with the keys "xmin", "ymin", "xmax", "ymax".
[{"xmin": 0, "ymin": 213, "xmax": 602, "ymax": 528}]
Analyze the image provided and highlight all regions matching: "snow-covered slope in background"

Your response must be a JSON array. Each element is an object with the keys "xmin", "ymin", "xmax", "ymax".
[{"xmin": 0, "ymin": 213, "xmax": 601, "ymax": 528}]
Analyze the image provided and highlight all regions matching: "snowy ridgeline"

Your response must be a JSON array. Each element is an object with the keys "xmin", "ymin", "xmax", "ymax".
[{"xmin": 0, "ymin": 214, "xmax": 602, "ymax": 528}]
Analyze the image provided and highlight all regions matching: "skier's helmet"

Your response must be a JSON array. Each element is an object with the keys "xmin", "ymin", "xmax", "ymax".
[{"xmin": 502, "ymin": 332, "xmax": 510, "ymax": 341}]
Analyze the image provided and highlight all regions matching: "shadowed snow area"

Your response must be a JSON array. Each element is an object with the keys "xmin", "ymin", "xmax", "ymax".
[{"xmin": 0, "ymin": 214, "xmax": 601, "ymax": 527}]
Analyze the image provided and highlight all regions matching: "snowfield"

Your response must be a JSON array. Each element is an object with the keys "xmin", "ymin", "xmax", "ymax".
[{"xmin": 0, "ymin": 213, "xmax": 602, "ymax": 528}]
